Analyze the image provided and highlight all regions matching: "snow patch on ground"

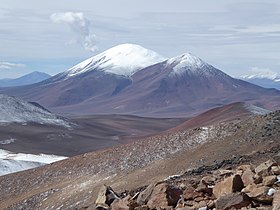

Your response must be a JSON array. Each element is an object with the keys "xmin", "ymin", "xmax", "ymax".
[
  {"xmin": 0, "ymin": 138, "xmax": 15, "ymax": 144},
  {"xmin": 0, "ymin": 149, "xmax": 67, "ymax": 176},
  {"xmin": 244, "ymin": 104, "xmax": 271, "ymax": 115},
  {"xmin": 164, "ymin": 174, "xmax": 181, "ymax": 181}
]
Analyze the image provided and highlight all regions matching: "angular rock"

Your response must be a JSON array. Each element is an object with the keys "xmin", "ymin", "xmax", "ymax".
[
  {"xmin": 237, "ymin": 165, "xmax": 253, "ymax": 171},
  {"xmin": 213, "ymin": 174, "xmax": 244, "ymax": 199},
  {"xmin": 95, "ymin": 185, "xmax": 120, "ymax": 207},
  {"xmin": 253, "ymin": 174, "xmax": 263, "ymax": 184},
  {"xmin": 94, "ymin": 203, "xmax": 110, "ymax": 210},
  {"xmin": 194, "ymin": 196, "xmax": 204, "ymax": 202},
  {"xmin": 136, "ymin": 183, "xmax": 156, "ymax": 205},
  {"xmin": 95, "ymin": 185, "xmax": 107, "ymax": 206},
  {"xmin": 256, "ymin": 207, "xmax": 272, "ymax": 210},
  {"xmin": 201, "ymin": 175, "xmax": 216, "ymax": 184},
  {"xmin": 196, "ymin": 180, "xmax": 213, "ymax": 194},
  {"xmin": 134, "ymin": 205, "xmax": 149, "ymax": 210},
  {"xmin": 242, "ymin": 184, "xmax": 272, "ymax": 203},
  {"xmin": 217, "ymin": 169, "xmax": 234, "ymax": 177},
  {"xmin": 207, "ymin": 200, "xmax": 215, "ymax": 208},
  {"xmin": 263, "ymin": 175, "xmax": 276, "ymax": 186},
  {"xmin": 271, "ymin": 166, "xmax": 280, "ymax": 175},
  {"xmin": 146, "ymin": 183, "xmax": 182, "ymax": 209},
  {"xmin": 176, "ymin": 207, "xmax": 195, "ymax": 210},
  {"xmin": 273, "ymin": 191, "xmax": 280, "ymax": 210},
  {"xmin": 216, "ymin": 192, "xmax": 251, "ymax": 210},
  {"xmin": 183, "ymin": 188, "xmax": 203, "ymax": 200},
  {"xmin": 195, "ymin": 200, "xmax": 207, "ymax": 209},
  {"xmin": 111, "ymin": 196, "xmax": 130, "ymax": 210},
  {"xmin": 82, "ymin": 205, "xmax": 101, "ymax": 210},
  {"xmin": 255, "ymin": 160, "xmax": 276, "ymax": 176},
  {"xmin": 110, "ymin": 195, "xmax": 139, "ymax": 210},
  {"xmin": 242, "ymin": 168, "xmax": 255, "ymax": 187}
]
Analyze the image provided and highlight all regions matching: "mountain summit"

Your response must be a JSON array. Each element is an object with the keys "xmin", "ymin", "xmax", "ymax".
[
  {"xmin": 60, "ymin": 43, "xmax": 165, "ymax": 78},
  {"xmin": 165, "ymin": 53, "xmax": 227, "ymax": 78}
]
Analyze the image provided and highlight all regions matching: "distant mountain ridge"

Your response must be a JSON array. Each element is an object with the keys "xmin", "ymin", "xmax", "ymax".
[
  {"xmin": 241, "ymin": 73, "xmax": 280, "ymax": 90},
  {"xmin": 1, "ymin": 44, "xmax": 280, "ymax": 117},
  {"xmin": 0, "ymin": 71, "xmax": 51, "ymax": 87},
  {"xmin": 0, "ymin": 94, "xmax": 70, "ymax": 127}
]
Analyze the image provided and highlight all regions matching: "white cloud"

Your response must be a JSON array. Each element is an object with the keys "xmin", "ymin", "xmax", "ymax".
[
  {"xmin": 50, "ymin": 12, "xmax": 98, "ymax": 52},
  {"xmin": 0, "ymin": 62, "xmax": 25, "ymax": 70},
  {"xmin": 234, "ymin": 24, "xmax": 280, "ymax": 34},
  {"xmin": 211, "ymin": 24, "xmax": 280, "ymax": 34}
]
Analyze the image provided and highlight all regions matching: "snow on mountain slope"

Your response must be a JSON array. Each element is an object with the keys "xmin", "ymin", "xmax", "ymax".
[
  {"xmin": 63, "ymin": 43, "xmax": 165, "ymax": 78},
  {"xmin": 0, "ymin": 149, "xmax": 67, "ymax": 176},
  {"xmin": 166, "ymin": 53, "xmax": 225, "ymax": 77},
  {"xmin": 243, "ymin": 103, "xmax": 271, "ymax": 115},
  {"xmin": 241, "ymin": 73, "xmax": 280, "ymax": 90},
  {"xmin": 0, "ymin": 94, "xmax": 71, "ymax": 127},
  {"xmin": 241, "ymin": 71, "xmax": 280, "ymax": 81}
]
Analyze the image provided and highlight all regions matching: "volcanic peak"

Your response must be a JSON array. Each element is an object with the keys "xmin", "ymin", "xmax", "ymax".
[{"xmin": 63, "ymin": 43, "xmax": 165, "ymax": 78}]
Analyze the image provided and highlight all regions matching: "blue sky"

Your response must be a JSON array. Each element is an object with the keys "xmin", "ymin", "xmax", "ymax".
[{"xmin": 0, "ymin": 0, "xmax": 280, "ymax": 79}]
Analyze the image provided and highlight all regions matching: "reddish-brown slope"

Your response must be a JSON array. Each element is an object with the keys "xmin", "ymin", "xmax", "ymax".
[{"xmin": 170, "ymin": 102, "xmax": 256, "ymax": 132}]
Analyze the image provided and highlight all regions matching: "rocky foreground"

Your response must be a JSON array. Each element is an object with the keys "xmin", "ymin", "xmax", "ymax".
[
  {"xmin": 1, "ymin": 110, "xmax": 280, "ymax": 209},
  {"xmin": 90, "ymin": 159, "xmax": 280, "ymax": 210}
]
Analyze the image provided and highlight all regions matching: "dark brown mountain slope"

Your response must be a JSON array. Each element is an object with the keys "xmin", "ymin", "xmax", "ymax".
[{"xmin": 0, "ymin": 114, "xmax": 185, "ymax": 156}]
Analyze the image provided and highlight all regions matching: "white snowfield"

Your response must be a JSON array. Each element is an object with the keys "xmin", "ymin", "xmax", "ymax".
[
  {"xmin": 0, "ymin": 94, "xmax": 71, "ymax": 127},
  {"xmin": 0, "ymin": 149, "xmax": 67, "ymax": 176},
  {"xmin": 64, "ymin": 43, "xmax": 166, "ymax": 77}
]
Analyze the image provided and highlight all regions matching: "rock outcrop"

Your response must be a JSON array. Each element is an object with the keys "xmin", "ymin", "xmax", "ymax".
[{"xmin": 91, "ymin": 159, "xmax": 280, "ymax": 210}]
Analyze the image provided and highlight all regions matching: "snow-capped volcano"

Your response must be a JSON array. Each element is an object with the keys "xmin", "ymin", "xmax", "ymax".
[
  {"xmin": 166, "ymin": 53, "xmax": 225, "ymax": 77},
  {"xmin": 0, "ymin": 94, "xmax": 70, "ymax": 127},
  {"xmin": 63, "ymin": 43, "xmax": 165, "ymax": 78}
]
